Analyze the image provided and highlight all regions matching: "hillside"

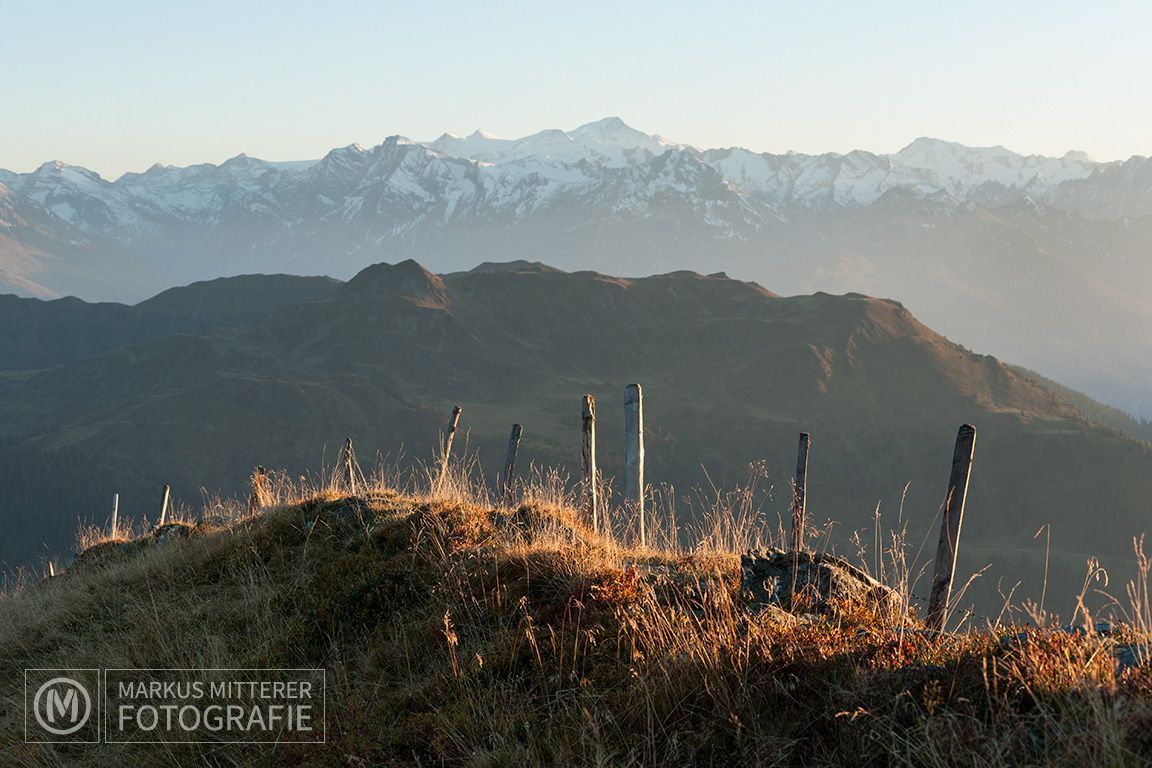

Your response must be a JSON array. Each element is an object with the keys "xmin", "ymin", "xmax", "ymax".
[
  {"xmin": 0, "ymin": 183, "xmax": 168, "ymax": 302},
  {"xmin": 2, "ymin": 260, "xmax": 1152, "ymax": 618},
  {"xmin": 1008, "ymin": 364, "xmax": 1152, "ymax": 442},
  {"xmin": 0, "ymin": 273, "xmax": 341, "ymax": 371},
  {"xmin": 4, "ymin": 479, "xmax": 1152, "ymax": 765}
]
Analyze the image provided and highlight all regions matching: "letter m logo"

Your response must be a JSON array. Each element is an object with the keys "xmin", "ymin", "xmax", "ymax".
[{"xmin": 45, "ymin": 688, "xmax": 78, "ymax": 723}]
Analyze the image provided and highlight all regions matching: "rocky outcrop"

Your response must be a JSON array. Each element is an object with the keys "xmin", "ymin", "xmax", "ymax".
[{"xmin": 741, "ymin": 549, "xmax": 905, "ymax": 622}]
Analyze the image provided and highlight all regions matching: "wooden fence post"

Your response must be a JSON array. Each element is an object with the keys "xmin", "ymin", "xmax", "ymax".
[
  {"xmin": 502, "ymin": 424, "xmax": 523, "ymax": 506},
  {"xmin": 581, "ymin": 396, "xmax": 598, "ymax": 532},
  {"xmin": 110, "ymin": 493, "xmax": 119, "ymax": 538},
  {"xmin": 158, "ymin": 484, "xmax": 171, "ymax": 527},
  {"xmin": 926, "ymin": 424, "xmax": 977, "ymax": 632},
  {"xmin": 439, "ymin": 406, "xmax": 462, "ymax": 484},
  {"xmin": 624, "ymin": 384, "xmax": 645, "ymax": 546},
  {"xmin": 791, "ymin": 433, "xmax": 810, "ymax": 552},
  {"xmin": 342, "ymin": 437, "xmax": 358, "ymax": 495},
  {"xmin": 248, "ymin": 466, "xmax": 267, "ymax": 516}
]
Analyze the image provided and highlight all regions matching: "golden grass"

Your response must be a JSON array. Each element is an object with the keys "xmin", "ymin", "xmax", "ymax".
[{"xmin": 3, "ymin": 458, "xmax": 1152, "ymax": 765}]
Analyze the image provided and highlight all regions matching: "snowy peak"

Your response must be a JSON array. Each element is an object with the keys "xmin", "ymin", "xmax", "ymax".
[
  {"xmin": 570, "ymin": 116, "xmax": 648, "ymax": 144},
  {"xmin": 423, "ymin": 117, "xmax": 680, "ymax": 167},
  {"xmin": 518, "ymin": 128, "xmax": 573, "ymax": 147},
  {"xmin": 428, "ymin": 130, "xmax": 513, "ymax": 162},
  {"xmin": 896, "ymin": 136, "xmax": 993, "ymax": 160},
  {"xmin": 34, "ymin": 160, "xmax": 69, "ymax": 175},
  {"xmin": 569, "ymin": 116, "xmax": 677, "ymax": 151},
  {"xmin": 317, "ymin": 144, "xmax": 366, "ymax": 164},
  {"xmin": 29, "ymin": 160, "xmax": 107, "ymax": 186},
  {"xmin": 893, "ymin": 136, "xmax": 1096, "ymax": 195},
  {"xmin": 573, "ymin": 115, "xmax": 630, "ymax": 132},
  {"xmin": 219, "ymin": 153, "xmax": 270, "ymax": 171}
]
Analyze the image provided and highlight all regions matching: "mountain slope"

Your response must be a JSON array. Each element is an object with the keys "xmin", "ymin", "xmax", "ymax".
[
  {"xmin": 2, "ymin": 260, "xmax": 1150, "ymax": 618},
  {"xmin": 0, "ymin": 180, "xmax": 169, "ymax": 301},
  {"xmin": 0, "ymin": 273, "xmax": 341, "ymax": 371}
]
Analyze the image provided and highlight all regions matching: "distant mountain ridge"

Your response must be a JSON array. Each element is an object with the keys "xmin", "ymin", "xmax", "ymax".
[
  {"xmin": 3, "ymin": 118, "xmax": 1152, "ymax": 419},
  {"xmin": 0, "ymin": 274, "xmax": 340, "ymax": 371},
  {"xmin": 1, "ymin": 118, "xmax": 1122, "ymax": 229}
]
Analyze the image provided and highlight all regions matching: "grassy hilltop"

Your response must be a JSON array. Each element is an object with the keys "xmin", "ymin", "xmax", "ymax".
[{"xmin": 4, "ymin": 465, "xmax": 1152, "ymax": 767}]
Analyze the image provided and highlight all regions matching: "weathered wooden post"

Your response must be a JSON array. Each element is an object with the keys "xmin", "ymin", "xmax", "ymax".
[
  {"xmin": 342, "ymin": 437, "xmax": 358, "ymax": 495},
  {"xmin": 926, "ymin": 424, "xmax": 977, "ymax": 632},
  {"xmin": 158, "ymin": 484, "xmax": 171, "ymax": 527},
  {"xmin": 624, "ymin": 384, "xmax": 646, "ymax": 546},
  {"xmin": 248, "ymin": 466, "xmax": 267, "ymax": 515},
  {"xmin": 791, "ymin": 433, "xmax": 810, "ymax": 552},
  {"xmin": 439, "ymin": 406, "xmax": 462, "ymax": 484},
  {"xmin": 581, "ymin": 396, "xmax": 598, "ymax": 532},
  {"xmin": 110, "ymin": 492, "xmax": 119, "ymax": 538},
  {"xmin": 502, "ymin": 424, "xmax": 523, "ymax": 505},
  {"xmin": 46, "ymin": 561, "xmax": 55, "ymax": 578}
]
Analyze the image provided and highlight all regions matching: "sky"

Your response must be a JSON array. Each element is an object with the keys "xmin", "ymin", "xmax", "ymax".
[{"xmin": 2, "ymin": 0, "xmax": 1149, "ymax": 180}]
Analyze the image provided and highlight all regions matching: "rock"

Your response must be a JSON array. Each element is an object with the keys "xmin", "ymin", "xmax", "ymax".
[
  {"xmin": 199, "ymin": 513, "xmax": 234, "ymax": 528},
  {"xmin": 153, "ymin": 523, "xmax": 195, "ymax": 544},
  {"xmin": 740, "ymin": 549, "xmax": 904, "ymax": 622},
  {"xmin": 68, "ymin": 538, "xmax": 148, "ymax": 572}
]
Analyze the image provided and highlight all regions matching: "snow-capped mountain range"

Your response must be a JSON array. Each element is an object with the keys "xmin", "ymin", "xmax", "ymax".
[
  {"xmin": 3, "ymin": 117, "xmax": 1152, "ymax": 419},
  {"xmin": 1, "ymin": 116, "xmax": 1138, "ymax": 246}
]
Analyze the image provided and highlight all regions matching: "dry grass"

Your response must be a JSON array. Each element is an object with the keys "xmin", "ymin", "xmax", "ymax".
[{"xmin": 3, "ymin": 458, "xmax": 1152, "ymax": 766}]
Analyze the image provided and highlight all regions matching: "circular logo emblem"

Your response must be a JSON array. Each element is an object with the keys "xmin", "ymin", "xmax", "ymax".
[{"xmin": 33, "ymin": 677, "xmax": 92, "ymax": 736}]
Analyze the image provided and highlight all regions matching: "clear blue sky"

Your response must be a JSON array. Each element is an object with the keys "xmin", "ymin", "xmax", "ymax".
[{"xmin": 3, "ymin": 0, "xmax": 1148, "ymax": 179}]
